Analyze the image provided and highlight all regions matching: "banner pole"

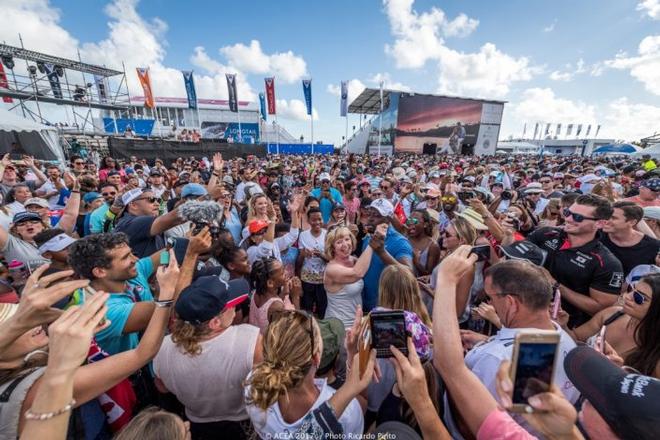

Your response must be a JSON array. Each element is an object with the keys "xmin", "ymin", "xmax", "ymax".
[
  {"xmin": 237, "ymin": 103, "xmax": 242, "ymax": 143},
  {"xmin": 378, "ymin": 81, "xmax": 383, "ymax": 157},
  {"xmin": 345, "ymin": 115, "xmax": 348, "ymax": 154},
  {"xmin": 275, "ymin": 113, "xmax": 280, "ymax": 155}
]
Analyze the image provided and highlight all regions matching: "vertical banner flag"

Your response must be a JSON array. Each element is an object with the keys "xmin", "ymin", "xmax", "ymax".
[
  {"xmin": 259, "ymin": 92, "xmax": 267, "ymax": 121},
  {"xmin": 43, "ymin": 63, "xmax": 63, "ymax": 99},
  {"xmin": 340, "ymin": 80, "xmax": 348, "ymax": 117},
  {"xmin": 545, "ymin": 123, "xmax": 551, "ymax": 136},
  {"xmin": 182, "ymin": 71, "xmax": 197, "ymax": 109},
  {"xmin": 264, "ymin": 77, "xmax": 276, "ymax": 114},
  {"xmin": 533, "ymin": 123, "xmax": 539, "ymax": 140},
  {"xmin": 556, "ymin": 124, "xmax": 562, "ymax": 136},
  {"xmin": 522, "ymin": 123, "xmax": 527, "ymax": 138},
  {"xmin": 567, "ymin": 124, "xmax": 573, "ymax": 136},
  {"xmin": 226, "ymin": 73, "xmax": 238, "ymax": 113},
  {"xmin": 94, "ymin": 75, "xmax": 108, "ymax": 103},
  {"xmin": 136, "ymin": 68, "xmax": 154, "ymax": 108},
  {"xmin": 585, "ymin": 125, "xmax": 592, "ymax": 137},
  {"xmin": 0, "ymin": 64, "xmax": 13, "ymax": 103},
  {"xmin": 576, "ymin": 124, "xmax": 583, "ymax": 137},
  {"xmin": 302, "ymin": 79, "xmax": 312, "ymax": 116},
  {"xmin": 594, "ymin": 125, "xmax": 601, "ymax": 137}
]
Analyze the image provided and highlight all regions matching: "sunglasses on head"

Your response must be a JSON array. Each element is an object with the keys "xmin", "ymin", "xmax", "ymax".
[{"xmin": 562, "ymin": 208, "xmax": 598, "ymax": 223}]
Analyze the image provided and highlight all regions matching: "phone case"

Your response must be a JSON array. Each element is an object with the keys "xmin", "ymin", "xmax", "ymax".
[{"xmin": 358, "ymin": 316, "xmax": 371, "ymax": 378}]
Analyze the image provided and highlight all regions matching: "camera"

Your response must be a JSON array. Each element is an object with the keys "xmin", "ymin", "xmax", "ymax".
[{"xmin": 501, "ymin": 190, "xmax": 513, "ymax": 200}]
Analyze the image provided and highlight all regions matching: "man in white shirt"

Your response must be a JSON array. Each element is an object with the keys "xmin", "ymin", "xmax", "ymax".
[{"xmin": 36, "ymin": 164, "xmax": 66, "ymax": 209}]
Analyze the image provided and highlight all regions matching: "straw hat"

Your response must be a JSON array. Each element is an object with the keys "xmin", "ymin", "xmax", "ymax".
[{"xmin": 456, "ymin": 208, "xmax": 489, "ymax": 230}]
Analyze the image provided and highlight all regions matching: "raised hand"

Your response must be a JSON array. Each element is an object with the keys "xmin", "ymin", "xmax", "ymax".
[
  {"xmin": 435, "ymin": 244, "xmax": 477, "ymax": 285},
  {"xmin": 186, "ymin": 226, "xmax": 212, "ymax": 255}
]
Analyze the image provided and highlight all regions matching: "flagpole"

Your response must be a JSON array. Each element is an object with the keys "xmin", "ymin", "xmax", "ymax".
[
  {"xmin": 310, "ymin": 78, "xmax": 314, "ymax": 155},
  {"xmin": 275, "ymin": 113, "xmax": 280, "ymax": 154},
  {"xmin": 237, "ymin": 102, "xmax": 242, "ymax": 143},
  {"xmin": 378, "ymin": 81, "xmax": 383, "ymax": 157}
]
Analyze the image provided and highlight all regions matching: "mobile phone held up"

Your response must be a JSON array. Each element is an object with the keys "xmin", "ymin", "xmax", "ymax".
[
  {"xmin": 160, "ymin": 238, "xmax": 175, "ymax": 266},
  {"xmin": 470, "ymin": 245, "xmax": 491, "ymax": 262},
  {"xmin": 509, "ymin": 330, "xmax": 560, "ymax": 413},
  {"xmin": 370, "ymin": 310, "xmax": 408, "ymax": 358}
]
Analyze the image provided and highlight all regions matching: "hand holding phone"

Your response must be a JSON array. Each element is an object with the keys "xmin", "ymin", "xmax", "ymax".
[
  {"xmin": 470, "ymin": 245, "xmax": 490, "ymax": 262},
  {"xmin": 370, "ymin": 310, "xmax": 408, "ymax": 358}
]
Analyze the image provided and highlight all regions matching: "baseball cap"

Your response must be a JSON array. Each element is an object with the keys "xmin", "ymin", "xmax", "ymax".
[
  {"xmin": 181, "ymin": 183, "xmax": 208, "ymax": 198},
  {"xmin": 640, "ymin": 178, "xmax": 660, "ymax": 191},
  {"xmin": 24, "ymin": 198, "xmax": 49, "ymax": 209},
  {"xmin": 564, "ymin": 346, "xmax": 660, "ymax": 440},
  {"xmin": 625, "ymin": 264, "xmax": 660, "ymax": 286},
  {"xmin": 643, "ymin": 206, "xmax": 660, "ymax": 221},
  {"xmin": 149, "ymin": 169, "xmax": 162, "ymax": 176},
  {"xmin": 175, "ymin": 277, "xmax": 250, "ymax": 324},
  {"xmin": 332, "ymin": 202, "xmax": 345, "ymax": 211},
  {"xmin": 12, "ymin": 211, "xmax": 42, "ymax": 224},
  {"xmin": 317, "ymin": 318, "xmax": 345, "ymax": 371},
  {"xmin": 82, "ymin": 192, "xmax": 103, "ymax": 205},
  {"xmin": 369, "ymin": 198, "xmax": 394, "ymax": 217},
  {"xmin": 500, "ymin": 241, "xmax": 548, "ymax": 266},
  {"xmin": 222, "ymin": 175, "xmax": 235, "ymax": 186},
  {"xmin": 37, "ymin": 233, "xmax": 76, "ymax": 255},
  {"xmin": 121, "ymin": 188, "xmax": 144, "ymax": 205},
  {"xmin": 319, "ymin": 172, "xmax": 332, "ymax": 182},
  {"xmin": 248, "ymin": 219, "xmax": 269, "ymax": 234}
]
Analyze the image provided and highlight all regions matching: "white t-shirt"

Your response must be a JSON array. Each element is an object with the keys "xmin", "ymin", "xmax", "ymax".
[
  {"xmin": 298, "ymin": 229, "xmax": 327, "ymax": 284},
  {"xmin": 154, "ymin": 324, "xmax": 259, "ymax": 423},
  {"xmin": 245, "ymin": 377, "xmax": 363, "ymax": 439},
  {"xmin": 37, "ymin": 179, "xmax": 66, "ymax": 209}
]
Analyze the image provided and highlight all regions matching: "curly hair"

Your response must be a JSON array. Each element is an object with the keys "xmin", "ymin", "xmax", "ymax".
[
  {"xmin": 245, "ymin": 312, "xmax": 321, "ymax": 410},
  {"xmin": 68, "ymin": 232, "xmax": 130, "ymax": 280},
  {"xmin": 249, "ymin": 257, "xmax": 279, "ymax": 295},
  {"xmin": 170, "ymin": 319, "xmax": 214, "ymax": 357}
]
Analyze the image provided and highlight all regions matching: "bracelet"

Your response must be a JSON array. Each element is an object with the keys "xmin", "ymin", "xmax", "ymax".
[
  {"xmin": 71, "ymin": 190, "xmax": 80, "ymax": 193},
  {"xmin": 25, "ymin": 399, "xmax": 76, "ymax": 420},
  {"xmin": 213, "ymin": 172, "xmax": 221, "ymax": 177},
  {"xmin": 154, "ymin": 299, "xmax": 174, "ymax": 308}
]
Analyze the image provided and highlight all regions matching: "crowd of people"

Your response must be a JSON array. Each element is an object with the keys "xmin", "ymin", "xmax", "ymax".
[{"xmin": 0, "ymin": 148, "xmax": 659, "ymax": 440}]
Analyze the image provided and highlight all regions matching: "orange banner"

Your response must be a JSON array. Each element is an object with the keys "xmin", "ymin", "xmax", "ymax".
[{"xmin": 136, "ymin": 67, "xmax": 154, "ymax": 108}]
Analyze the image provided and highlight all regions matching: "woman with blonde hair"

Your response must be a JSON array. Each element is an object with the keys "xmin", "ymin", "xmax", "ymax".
[
  {"xmin": 378, "ymin": 265, "xmax": 431, "ymax": 327},
  {"xmin": 115, "ymin": 407, "xmax": 190, "ymax": 440},
  {"xmin": 539, "ymin": 198, "xmax": 562, "ymax": 227},
  {"xmin": 323, "ymin": 225, "xmax": 376, "ymax": 328},
  {"xmin": 245, "ymin": 311, "xmax": 364, "ymax": 437}
]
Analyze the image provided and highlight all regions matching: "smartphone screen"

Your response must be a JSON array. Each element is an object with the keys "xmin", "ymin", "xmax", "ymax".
[
  {"xmin": 471, "ymin": 245, "xmax": 491, "ymax": 262},
  {"xmin": 512, "ymin": 341, "xmax": 558, "ymax": 406},
  {"xmin": 371, "ymin": 311, "xmax": 407, "ymax": 358}
]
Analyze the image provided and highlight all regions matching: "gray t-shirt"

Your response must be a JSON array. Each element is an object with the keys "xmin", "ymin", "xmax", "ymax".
[{"xmin": 3, "ymin": 234, "xmax": 49, "ymax": 269}]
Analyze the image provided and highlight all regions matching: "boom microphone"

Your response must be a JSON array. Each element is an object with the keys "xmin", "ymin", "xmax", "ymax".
[{"xmin": 178, "ymin": 200, "xmax": 223, "ymax": 229}]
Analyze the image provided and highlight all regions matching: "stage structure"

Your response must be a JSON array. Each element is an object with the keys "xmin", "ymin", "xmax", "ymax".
[
  {"xmin": 0, "ymin": 43, "xmax": 130, "ymax": 133},
  {"xmin": 346, "ymin": 89, "xmax": 506, "ymax": 156}
]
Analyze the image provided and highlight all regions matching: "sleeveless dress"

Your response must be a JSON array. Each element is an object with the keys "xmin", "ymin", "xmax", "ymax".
[{"xmin": 248, "ymin": 295, "xmax": 295, "ymax": 334}]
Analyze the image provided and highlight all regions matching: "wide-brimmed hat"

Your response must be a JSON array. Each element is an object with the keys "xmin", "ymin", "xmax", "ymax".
[{"xmin": 455, "ymin": 208, "xmax": 488, "ymax": 230}]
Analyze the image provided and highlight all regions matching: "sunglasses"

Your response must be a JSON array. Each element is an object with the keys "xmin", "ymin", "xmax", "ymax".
[
  {"xmin": 406, "ymin": 217, "xmax": 420, "ymax": 225},
  {"xmin": 102, "ymin": 192, "xmax": 117, "ymax": 196},
  {"xmin": 380, "ymin": 185, "xmax": 390, "ymax": 190},
  {"xmin": 562, "ymin": 208, "xmax": 598, "ymax": 223},
  {"xmin": 627, "ymin": 285, "xmax": 650, "ymax": 305},
  {"xmin": 441, "ymin": 196, "xmax": 457, "ymax": 203},
  {"xmin": 74, "ymin": 161, "xmax": 84, "ymax": 165},
  {"xmin": 425, "ymin": 196, "xmax": 439, "ymax": 201},
  {"xmin": 136, "ymin": 196, "xmax": 162, "ymax": 204}
]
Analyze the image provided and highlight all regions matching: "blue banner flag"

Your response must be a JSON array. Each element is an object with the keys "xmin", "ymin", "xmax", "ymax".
[
  {"xmin": 302, "ymin": 79, "xmax": 312, "ymax": 116},
  {"xmin": 182, "ymin": 71, "xmax": 197, "ymax": 109},
  {"xmin": 226, "ymin": 73, "xmax": 238, "ymax": 113},
  {"xmin": 340, "ymin": 80, "xmax": 348, "ymax": 117},
  {"xmin": 259, "ymin": 92, "xmax": 267, "ymax": 121}
]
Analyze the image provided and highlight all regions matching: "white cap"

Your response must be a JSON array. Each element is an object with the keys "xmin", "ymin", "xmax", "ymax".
[
  {"xmin": 369, "ymin": 198, "xmax": 394, "ymax": 217},
  {"xmin": 524, "ymin": 182, "xmax": 544, "ymax": 194},
  {"xmin": 38, "ymin": 233, "xmax": 76, "ymax": 255},
  {"xmin": 577, "ymin": 173, "xmax": 600, "ymax": 183},
  {"xmin": 121, "ymin": 188, "xmax": 144, "ymax": 205},
  {"xmin": 319, "ymin": 173, "xmax": 332, "ymax": 182}
]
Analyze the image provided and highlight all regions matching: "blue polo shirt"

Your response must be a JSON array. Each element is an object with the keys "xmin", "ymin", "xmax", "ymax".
[
  {"xmin": 310, "ymin": 187, "xmax": 342, "ymax": 223},
  {"xmin": 361, "ymin": 227, "xmax": 413, "ymax": 312},
  {"xmin": 89, "ymin": 203, "xmax": 110, "ymax": 234},
  {"xmin": 95, "ymin": 257, "xmax": 155, "ymax": 356}
]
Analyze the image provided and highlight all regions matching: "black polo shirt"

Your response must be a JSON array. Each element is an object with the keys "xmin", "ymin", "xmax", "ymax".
[
  {"xmin": 114, "ymin": 213, "xmax": 164, "ymax": 258},
  {"xmin": 527, "ymin": 227, "xmax": 624, "ymax": 326},
  {"xmin": 601, "ymin": 233, "xmax": 660, "ymax": 277}
]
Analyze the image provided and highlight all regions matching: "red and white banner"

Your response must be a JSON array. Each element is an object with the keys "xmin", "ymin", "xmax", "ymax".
[
  {"xmin": 0, "ymin": 64, "xmax": 13, "ymax": 103},
  {"xmin": 265, "ymin": 77, "xmax": 276, "ymax": 114},
  {"xmin": 136, "ymin": 67, "xmax": 155, "ymax": 108}
]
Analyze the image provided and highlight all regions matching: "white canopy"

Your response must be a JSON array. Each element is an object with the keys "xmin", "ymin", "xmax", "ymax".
[
  {"xmin": 633, "ymin": 144, "xmax": 660, "ymax": 159},
  {"xmin": 0, "ymin": 109, "xmax": 65, "ymax": 163}
]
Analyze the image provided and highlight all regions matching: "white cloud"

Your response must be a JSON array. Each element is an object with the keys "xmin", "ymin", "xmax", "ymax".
[
  {"xmin": 637, "ymin": 0, "xmax": 660, "ymax": 19},
  {"xmin": 543, "ymin": 19, "xmax": 557, "ymax": 32},
  {"xmin": 220, "ymin": 40, "xmax": 307, "ymax": 83},
  {"xmin": 605, "ymin": 35, "xmax": 660, "ymax": 95},
  {"xmin": 327, "ymin": 79, "xmax": 366, "ymax": 104},
  {"xmin": 382, "ymin": 0, "xmax": 536, "ymax": 98},
  {"xmin": 549, "ymin": 71, "xmax": 573, "ymax": 81},
  {"xmin": 369, "ymin": 73, "xmax": 411, "ymax": 91},
  {"xmin": 501, "ymin": 87, "xmax": 660, "ymax": 142},
  {"xmin": 276, "ymin": 99, "xmax": 318, "ymax": 121}
]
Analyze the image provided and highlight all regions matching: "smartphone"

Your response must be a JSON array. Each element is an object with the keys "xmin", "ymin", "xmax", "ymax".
[
  {"xmin": 159, "ymin": 251, "xmax": 170, "ymax": 266},
  {"xmin": 509, "ymin": 330, "xmax": 560, "ymax": 413},
  {"xmin": 457, "ymin": 191, "xmax": 475, "ymax": 202},
  {"xmin": 471, "ymin": 245, "xmax": 491, "ymax": 262},
  {"xmin": 370, "ymin": 310, "xmax": 408, "ymax": 358},
  {"xmin": 551, "ymin": 288, "xmax": 561, "ymax": 320}
]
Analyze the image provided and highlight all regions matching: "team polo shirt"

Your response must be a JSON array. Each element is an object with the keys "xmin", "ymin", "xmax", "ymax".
[
  {"xmin": 601, "ymin": 233, "xmax": 660, "ymax": 277},
  {"xmin": 95, "ymin": 257, "xmax": 155, "ymax": 356},
  {"xmin": 527, "ymin": 227, "xmax": 623, "ymax": 326},
  {"xmin": 361, "ymin": 227, "xmax": 413, "ymax": 312},
  {"xmin": 114, "ymin": 213, "xmax": 164, "ymax": 258}
]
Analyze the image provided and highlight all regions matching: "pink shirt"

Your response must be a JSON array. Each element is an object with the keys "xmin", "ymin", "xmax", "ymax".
[
  {"xmin": 477, "ymin": 409, "xmax": 537, "ymax": 440},
  {"xmin": 248, "ymin": 295, "xmax": 295, "ymax": 334}
]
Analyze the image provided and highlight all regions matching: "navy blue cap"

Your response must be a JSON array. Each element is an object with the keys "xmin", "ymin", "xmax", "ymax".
[
  {"xmin": 175, "ymin": 277, "xmax": 250, "ymax": 324},
  {"xmin": 12, "ymin": 211, "xmax": 42, "ymax": 224}
]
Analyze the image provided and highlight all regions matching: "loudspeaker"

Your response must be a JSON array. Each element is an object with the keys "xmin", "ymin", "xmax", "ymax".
[
  {"xmin": 422, "ymin": 143, "xmax": 437, "ymax": 155},
  {"xmin": 461, "ymin": 143, "xmax": 474, "ymax": 155}
]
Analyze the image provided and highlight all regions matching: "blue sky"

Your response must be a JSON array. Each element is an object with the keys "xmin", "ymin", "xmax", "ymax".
[{"xmin": 2, "ymin": 0, "xmax": 660, "ymax": 143}]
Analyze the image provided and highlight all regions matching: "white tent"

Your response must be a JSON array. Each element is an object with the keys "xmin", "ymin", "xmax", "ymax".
[
  {"xmin": 632, "ymin": 144, "xmax": 660, "ymax": 159},
  {"xmin": 0, "ymin": 109, "xmax": 65, "ymax": 163}
]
